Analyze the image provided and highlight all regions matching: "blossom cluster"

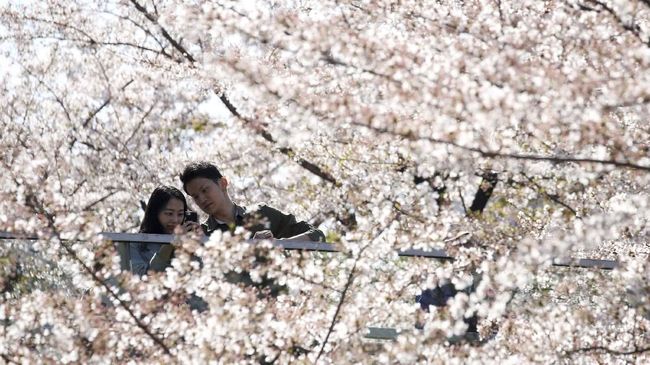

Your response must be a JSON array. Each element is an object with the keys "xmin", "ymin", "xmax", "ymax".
[{"xmin": 1, "ymin": 0, "xmax": 649, "ymax": 363}]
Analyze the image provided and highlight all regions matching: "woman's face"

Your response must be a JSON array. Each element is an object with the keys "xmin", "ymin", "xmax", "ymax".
[{"xmin": 157, "ymin": 198, "xmax": 185, "ymax": 234}]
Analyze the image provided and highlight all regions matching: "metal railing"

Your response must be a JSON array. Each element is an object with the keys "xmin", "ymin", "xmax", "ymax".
[
  {"xmin": 98, "ymin": 232, "xmax": 618, "ymax": 269},
  {"xmin": 0, "ymin": 231, "xmax": 620, "ymax": 341},
  {"xmin": 0, "ymin": 231, "xmax": 619, "ymax": 269}
]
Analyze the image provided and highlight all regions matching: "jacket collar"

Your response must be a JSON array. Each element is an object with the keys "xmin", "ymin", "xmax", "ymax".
[{"xmin": 205, "ymin": 204, "xmax": 246, "ymax": 228}]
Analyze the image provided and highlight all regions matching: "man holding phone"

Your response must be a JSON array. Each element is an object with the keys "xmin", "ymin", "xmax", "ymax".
[{"xmin": 179, "ymin": 161, "xmax": 325, "ymax": 242}]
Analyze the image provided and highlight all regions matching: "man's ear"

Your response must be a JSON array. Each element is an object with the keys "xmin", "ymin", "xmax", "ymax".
[{"xmin": 218, "ymin": 177, "xmax": 228, "ymax": 191}]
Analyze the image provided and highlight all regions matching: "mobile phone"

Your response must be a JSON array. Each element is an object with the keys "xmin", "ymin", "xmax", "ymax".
[{"xmin": 184, "ymin": 211, "xmax": 198, "ymax": 223}]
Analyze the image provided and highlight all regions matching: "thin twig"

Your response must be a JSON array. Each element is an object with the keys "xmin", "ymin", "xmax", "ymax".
[
  {"xmin": 314, "ymin": 252, "xmax": 362, "ymax": 362},
  {"xmin": 315, "ymin": 226, "xmax": 387, "ymax": 362},
  {"xmin": 522, "ymin": 174, "xmax": 578, "ymax": 216},
  {"xmin": 123, "ymin": 101, "xmax": 156, "ymax": 147},
  {"xmin": 458, "ymin": 187, "xmax": 468, "ymax": 215},
  {"xmin": 82, "ymin": 190, "xmax": 121, "ymax": 211}
]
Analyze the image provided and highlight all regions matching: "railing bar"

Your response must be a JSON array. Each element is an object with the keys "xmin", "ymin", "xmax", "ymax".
[
  {"xmin": 552, "ymin": 258, "xmax": 618, "ymax": 270},
  {"xmin": 397, "ymin": 248, "xmax": 453, "ymax": 259},
  {"xmin": 365, "ymin": 327, "xmax": 398, "ymax": 340},
  {"xmin": 0, "ymin": 231, "xmax": 622, "ymax": 269},
  {"xmin": 274, "ymin": 241, "xmax": 339, "ymax": 252},
  {"xmin": 0, "ymin": 231, "xmax": 38, "ymax": 240}
]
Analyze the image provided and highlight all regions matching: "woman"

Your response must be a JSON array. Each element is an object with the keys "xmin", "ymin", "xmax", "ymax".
[{"xmin": 129, "ymin": 185, "xmax": 201, "ymax": 276}]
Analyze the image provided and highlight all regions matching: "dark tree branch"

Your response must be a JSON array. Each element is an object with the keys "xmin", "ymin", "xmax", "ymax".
[
  {"xmin": 220, "ymin": 90, "xmax": 338, "ymax": 184},
  {"xmin": 99, "ymin": 10, "xmax": 170, "ymax": 53},
  {"xmin": 604, "ymin": 95, "xmax": 650, "ymax": 110},
  {"xmin": 522, "ymin": 174, "xmax": 578, "ymax": 216},
  {"xmin": 82, "ymin": 190, "xmax": 121, "ymax": 211},
  {"xmin": 322, "ymin": 53, "xmax": 399, "ymax": 84},
  {"xmin": 478, "ymin": 150, "xmax": 650, "ymax": 172},
  {"xmin": 584, "ymin": 0, "xmax": 648, "ymax": 45},
  {"xmin": 219, "ymin": 91, "xmax": 339, "ymax": 184},
  {"xmin": 469, "ymin": 172, "xmax": 498, "ymax": 213},
  {"xmin": 22, "ymin": 14, "xmax": 182, "ymax": 61},
  {"xmin": 130, "ymin": 1, "xmax": 339, "ymax": 186},
  {"xmin": 79, "ymin": 141, "xmax": 103, "ymax": 151},
  {"xmin": 22, "ymin": 16, "xmax": 98, "ymax": 45},
  {"xmin": 315, "ymin": 249, "xmax": 365, "ymax": 362},
  {"xmin": 565, "ymin": 345, "xmax": 650, "ymax": 357},
  {"xmin": 82, "ymin": 98, "xmax": 111, "ymax": 128},
  {"xmin": 389, "ymin": 199, "xmax": 427, "ymax": 223},
  {"xmin": 278, "ymin": 147, "xmax": 339, "ymax": 186},
  {"xmin": 72, "ymin": 79, "xmax": 133, "ymax": 149},
  {"xmin": 576, "ymin": 3, "xmax": 601, "ymax": 12},
  {"xmin": 352, "ymin": 122, "xmax": 650, "ymax": 173},
  {"xmin": 0, "ymin": 353, "xmax": 20, "ymax": 365},
  {"xmin": 70, "ymin": 179, "xmax": 87, "ymax": 196},
  {"xmin": 21, "ymin": 64, "xmax": 73, "ymax": 123},
  {"xmin": 123, "ymin": 100, "xmax": 156, "ymax": 147},
  {"xmin": 495, "ymin": 0, "xmax": 505, "ymax": 23},
  {"xmin": 37, "ymin": 33, "xmax": 173, "ymax": 60},
  {"xmin": 129, "ymin": 0, "xmax": 196, "ymax": 63}
]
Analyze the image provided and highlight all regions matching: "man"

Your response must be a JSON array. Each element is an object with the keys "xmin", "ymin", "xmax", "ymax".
[{"xmin": 180, "ymin": 161, "xmax": 325, "ymax": 242}]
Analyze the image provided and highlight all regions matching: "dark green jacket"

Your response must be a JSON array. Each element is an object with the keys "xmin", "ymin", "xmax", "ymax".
[{"xmin": 203, "ymin": 204, "xmax": 325, "ymax": 242}]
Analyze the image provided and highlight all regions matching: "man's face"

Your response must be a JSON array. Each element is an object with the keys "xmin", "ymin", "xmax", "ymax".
[{"xmin": 185, "ymin": 177, "xmax": 228, "ymax": 216}]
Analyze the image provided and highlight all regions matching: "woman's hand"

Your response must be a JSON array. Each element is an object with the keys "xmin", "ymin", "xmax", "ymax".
[{"xmin": 181, "ymin": 221, "xmax": 205, "ymax": 238}]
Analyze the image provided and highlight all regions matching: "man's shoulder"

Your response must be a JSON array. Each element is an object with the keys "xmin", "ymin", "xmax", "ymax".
[
  {"xmin": 244, "ymin": 203, "xmax": 283, "ymax": 218},
  {"xmin": 202, "ymin": 215, "xmax": 217, "ymax": 229}
]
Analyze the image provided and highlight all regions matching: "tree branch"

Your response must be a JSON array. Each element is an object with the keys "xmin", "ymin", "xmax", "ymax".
[
  {"xmin": 315, "ymin": 227, "xmax": 384, "ymax": 362},
  {"xmin": 0, "ymin": 353, "xmax": 20, "ymax": 365},
  {"xmin": 522, "ymin": 173, "xmax": 578, "ymax": 216},
  {"xmin": 20, "ymin": 64, "xmax": 72, "ymax": 123},
  {"xmin": 129, "ymin": 0, "xmax": 195, "ymax": 63},
  {"xmin": 458, "ymin": 187, "xmax": 468, "ymax": 215},
  {"xmin": 18, "ymin": 186, "xmax": 173, "ymax": 357},
  {"xmin": 219, "ymin": 91, "xmax": 339, "ymax": 184},
  {"xmin": 85, "ymin": 79, "xmax": 134, "ymax": 127},
  {"xmin": 584, "ymin": 0, "xmax": 648, "ymax": 45},
  {"xmin": 565, "ymin": 345, "xmax": 650, "ymax": 357},
  {"xmin": 469, "ymin": 172, "xmax": 498, "ymax": 213},
  {"xmin": 315, "ymin": 252, "xmax": 362, "ymax": 362},
  {"xmin": 82, "ymin": 190, "xmax": 121, "ymax": 211},
  {"xmin": 123, "ymin": 100, "xmax": 156, "ymax": 148},
  {"xmin": 352, "ymin": 122, "xmax": 650, "ymax": 172},
  {"xmin": 70, "ymin": 79, "xmax": 133, "ymax": 150},
  {"xmin": 129, "ymin": 1, "xmax": 339, "ymax": 186}
]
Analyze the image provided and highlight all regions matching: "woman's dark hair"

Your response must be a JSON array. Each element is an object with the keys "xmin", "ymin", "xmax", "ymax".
[
  {"xmin": 139, "ymin": 185, "xmax": 188, "ymax": 234},
  {"xmin": 179, "ymin": 161, "xmax": 223, "ymax": 193}
]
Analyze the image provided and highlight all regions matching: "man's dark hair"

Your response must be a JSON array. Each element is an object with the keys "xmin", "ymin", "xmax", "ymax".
[
  {"xmin": 139, "ymin": 185, "xmax": 188, "ymax": 234},
  {"xmin": 179, "ymin": 161, "xmax": 223, "ymax": 192}
]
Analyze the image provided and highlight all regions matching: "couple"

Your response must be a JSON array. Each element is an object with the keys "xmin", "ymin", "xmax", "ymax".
[{"xmin": 130, "ymin": 161, "xmax": 325, "ymax": 275}]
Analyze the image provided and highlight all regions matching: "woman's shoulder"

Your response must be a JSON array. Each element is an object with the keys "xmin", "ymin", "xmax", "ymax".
[{"xmin": 131, "ymin": 241, "xmax": 164, "ymax": 252}]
